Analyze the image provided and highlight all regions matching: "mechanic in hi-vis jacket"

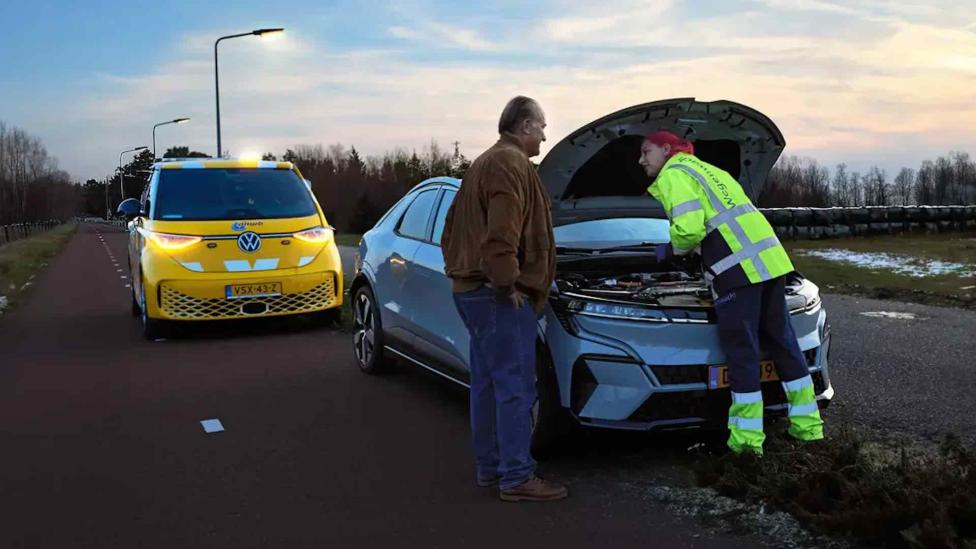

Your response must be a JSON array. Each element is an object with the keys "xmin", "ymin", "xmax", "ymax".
[{"xmin": 638, "ymin": 130, "xmax": 824, "ymax": 456}]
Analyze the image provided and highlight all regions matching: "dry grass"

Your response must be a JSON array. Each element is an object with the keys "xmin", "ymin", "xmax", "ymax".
[
  {"xmin": 694, "ymin": 427, "xmax": 976, "ymax": 547},
  {"xmin": 785, "ymin": 232, "xmax": 976, "ymax": 309},
  {"xmin": 0, "ymin": 222, "xmax": 77, "ymax": 314}
]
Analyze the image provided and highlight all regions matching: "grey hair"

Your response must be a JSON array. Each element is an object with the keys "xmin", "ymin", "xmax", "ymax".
[{"xmin": 498, "ymin": 96, "xmax": 541, "ymax": 134}]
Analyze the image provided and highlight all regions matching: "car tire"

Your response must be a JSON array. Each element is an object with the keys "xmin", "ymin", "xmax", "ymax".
[
  {"xmin": 130, "ymin": 287, "xmax": 141, "ymax": 317},
  {"xmin": 531, "ymin": 344, "xmax": 576, "ymax": 460},
  {"xmin": 140, "ymin": 281, "xmax": 169, "ymax": 341},
  {"xmin": 352, "ymin": 285, "xmax": 387, "ymax": 374},
  {"xmin": 129, "ymin": 255, "xmax": 140, "ymax": 316}
]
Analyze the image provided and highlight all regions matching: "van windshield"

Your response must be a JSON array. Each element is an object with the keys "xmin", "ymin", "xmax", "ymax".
[{"xmin": 154, "ymin": 168, "xmax": 316, "ymax": 221}]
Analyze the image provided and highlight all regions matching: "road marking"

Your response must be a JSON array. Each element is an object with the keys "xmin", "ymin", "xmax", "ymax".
[
  {"xmin": 200, "ymin": 419, "xmax": 224, "ymax": 433},
  {"xmin": 860, "ymin": 311, "xmax": 920, "ymax": 320},
  {"xmin": 120, "ymin": 275, "xmax": 127, "ymax": 279}
]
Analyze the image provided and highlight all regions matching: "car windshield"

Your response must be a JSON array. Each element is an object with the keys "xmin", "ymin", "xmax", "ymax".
[
  {"xmin": 554, "ymin": 218, "xmax": 670, "ymax": 249},
  {"xmin": 154, "ymin": 168, "xmax": 316, "ymax": 221}
]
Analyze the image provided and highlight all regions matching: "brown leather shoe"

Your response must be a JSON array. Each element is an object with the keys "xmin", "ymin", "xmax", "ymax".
[{"xmin": 499, "ymin": 476, "xmax": 568, "ymax": 502}]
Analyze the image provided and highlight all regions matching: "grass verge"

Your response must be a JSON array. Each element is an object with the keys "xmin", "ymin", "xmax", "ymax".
[
  {"xmin": 334, "ymin": 233, "xmax": 362, "ymax": 247},
  {"xmin": 0, "ymin": 222, "xmax": 77, "ymax": 315},
  {"xmin": 785, "ymin": 232, "xmax": 976, "ymax": 309},
  {"xmin": 693, "ymin": 427, "xmax": 976, "ymax": 547}
]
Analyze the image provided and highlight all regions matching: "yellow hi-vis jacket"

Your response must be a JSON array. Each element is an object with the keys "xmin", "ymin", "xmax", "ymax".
[{"xmin": 647, "ymin": 152, "xmax": 794, "ymax": 294}]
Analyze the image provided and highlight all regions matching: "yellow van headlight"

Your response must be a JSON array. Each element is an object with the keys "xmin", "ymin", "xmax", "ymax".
[
  {"xmin": 138, "ymin": 228, "xmax": 202, "ymax": 250},
  {"xmin": 292, "ymin": 226, "xmax": 334, "ymax": 244}
]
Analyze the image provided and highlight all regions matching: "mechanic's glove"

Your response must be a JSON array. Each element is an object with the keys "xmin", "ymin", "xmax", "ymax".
[{"xmin": 655, "ymin": 243, "xmax": 674, "ymax": 263}]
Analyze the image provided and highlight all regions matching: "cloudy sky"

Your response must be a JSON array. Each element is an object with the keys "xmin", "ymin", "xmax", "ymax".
[{"xmin": 2, "ymin": 0, "xmax": 975, "ymax": 182}]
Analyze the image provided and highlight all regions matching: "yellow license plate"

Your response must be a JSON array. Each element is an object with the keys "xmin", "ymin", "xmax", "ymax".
[
  {"xmin": 225, "ymin": 282, "xmax": 282, "ymax": 300},
  {"xmin": 708, "ymin": 360, "xmax": 778, "ymax": 389}
]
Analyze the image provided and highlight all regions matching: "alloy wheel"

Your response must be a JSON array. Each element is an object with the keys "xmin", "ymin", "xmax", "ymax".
[{"xmin": 353, "ymin": 291, "xmax": 375, "ymax": 368}]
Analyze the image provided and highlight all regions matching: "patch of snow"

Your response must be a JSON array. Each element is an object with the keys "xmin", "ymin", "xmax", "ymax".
[
  {"xmin": 798, "ymin": 249, "xmax": 976, "ymax": 278},
  {"xmin": 860, "ymin": 311, "xmax": 919, "ymax": 320}
]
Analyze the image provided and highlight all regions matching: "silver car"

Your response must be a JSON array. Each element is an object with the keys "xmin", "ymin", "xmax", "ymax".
[{"xmin": 350, "ymin": 98, "xmax": 833, "ymax": 455}]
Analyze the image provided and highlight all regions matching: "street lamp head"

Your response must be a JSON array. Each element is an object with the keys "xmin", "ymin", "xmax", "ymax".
[
  {"xmin": 253, "ymin": 28, "xmax": 285, "ymax": 37},
  {"xmin": 135, "ymin": 146, "xmax": 148, "ymax": 151},
  {"xmin": 173, "ymin": 117, "xmax": 190, "ymax": 124}
]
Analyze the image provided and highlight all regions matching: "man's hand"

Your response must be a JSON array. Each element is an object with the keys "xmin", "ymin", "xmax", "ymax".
[{"xmin": 505, "ymin": 289, "xmax": 529, "ymax": 309}]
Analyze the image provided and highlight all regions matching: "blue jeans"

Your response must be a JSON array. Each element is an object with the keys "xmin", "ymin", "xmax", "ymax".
[
  {"xmin": 452, "ymin": 286, "xmax": 537, "ymax": 489},
  {"xmin": 713, "ymin": 276, "xmax": 810, "ymax": 394}
]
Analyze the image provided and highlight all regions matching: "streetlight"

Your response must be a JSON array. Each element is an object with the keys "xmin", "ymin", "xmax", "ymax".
[
  {"xmin": 119, "ymin": 146, "xmax": 148, "ymax": 201},
  {"xmin": 153, "ymin": 117, "xmax": 190, "ymax": 160},
  {"xmin": 214, "ymin": 28, "xmax": 285, "ymax": 157}
]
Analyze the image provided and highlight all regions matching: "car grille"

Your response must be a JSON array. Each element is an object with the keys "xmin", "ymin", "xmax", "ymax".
[{"xmin": 160, "ymin": 280, "xmax": 336, "ymax": 319}]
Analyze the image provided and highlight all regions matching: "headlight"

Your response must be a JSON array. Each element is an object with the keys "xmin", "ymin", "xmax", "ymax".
[
  {"xmin": 293, "ymin": 226, "xmax": 334, "ymax": 244},
  {"xmin": 138, "ymin": 228, "xmax": 201, "ymax": 250},
  {"xmin": 788, "ymin": 278, "xmax": 822, "ymax": 313},
  {"xmin": 560, "ymin": 298, "xmax": 671, "ymax": 322}
]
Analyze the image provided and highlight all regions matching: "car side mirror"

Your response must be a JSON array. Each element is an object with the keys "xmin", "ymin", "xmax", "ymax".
[{"xmin": 117, "ymin": 198, "xmax": 142, "ymax": 220}]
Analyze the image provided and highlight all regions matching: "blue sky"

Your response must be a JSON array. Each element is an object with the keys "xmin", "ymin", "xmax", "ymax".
[{"xmin": 2, "ymin": 0, "xmax": 975, "ymax": 182}]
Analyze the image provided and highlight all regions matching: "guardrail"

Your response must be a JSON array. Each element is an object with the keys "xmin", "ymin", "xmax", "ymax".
[
  {"xmin": 0, "ymin": 220, "xmax": 64, "ymax": 246},
  {"xmin": 759, "ymin": 205, "xmax": 976, "ymax": 240}
]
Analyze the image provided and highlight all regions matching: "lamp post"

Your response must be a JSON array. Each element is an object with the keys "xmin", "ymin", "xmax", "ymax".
[
  {"xmin": 119, "ymin": 146, "xmax": 148, "ymax": 202},
  {"xmin": 153, "ymin": 118, "xmax": 190, "ymax": 160},
  {"xmin": 214, "ymin": 28, "xmax": 284, "ymax": 157}
]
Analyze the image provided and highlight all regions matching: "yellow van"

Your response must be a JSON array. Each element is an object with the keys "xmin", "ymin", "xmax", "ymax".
[{"xmin": 118, "ymin": 159, "xmax": 342, "ymax": 339}]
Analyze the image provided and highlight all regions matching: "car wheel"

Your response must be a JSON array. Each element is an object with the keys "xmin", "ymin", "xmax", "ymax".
[
  {"xmin": 140, "ymin": 281, "xmax": 169, "ymax": 341},
  {"xmin": 129, "ymin": 256, "xmax": 140, "ymax": 316},
  {"xmin": 531, "ymin": 344, "xmax": 576, "ymax": 460},
  {"xmin": 352, "ymin": 285, "xmax": 387, "ymax": 374},
  {"xmin": 130, "ymin": 286, "xmax": 141, "ymax": 317}
]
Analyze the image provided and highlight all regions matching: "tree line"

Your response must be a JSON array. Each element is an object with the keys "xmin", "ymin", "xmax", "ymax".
[
  {"xmin": 265, "ymin": 141, "xmax": 470, "ymax": 233},
  {"xmin": 758, "ymin": 152, "xmax": 976, "ymax": 208},
  {"xmin": 0, "ymin": 122, "xmax": 81, "ymax": 226},
  {"xmin": 5, "ymin": 114, "xmax": 976, "ymax": 233}
]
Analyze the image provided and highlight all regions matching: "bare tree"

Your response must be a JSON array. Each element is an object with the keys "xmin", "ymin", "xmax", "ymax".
[{"xmin": 893, "ymin": 167, "xmax": 915, "ymax": 206}]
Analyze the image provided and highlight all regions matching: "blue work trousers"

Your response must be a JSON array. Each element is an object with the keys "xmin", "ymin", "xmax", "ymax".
[
  {"xmin": 713, "ymin": 276, "xmax": 810, "ymax": 393},
  {"xmin": 452, "ymin": 286, "xmax": 537, "ymax": 490}
]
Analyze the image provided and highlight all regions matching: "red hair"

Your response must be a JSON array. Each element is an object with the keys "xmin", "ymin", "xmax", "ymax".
[{"xmin": 643, "ymin": 130, "xmax": 694, "ymax": 158}]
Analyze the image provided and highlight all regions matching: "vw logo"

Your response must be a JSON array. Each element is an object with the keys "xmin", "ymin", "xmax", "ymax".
[{"xmin": 237, "ymin": 231, "xmax": 262, "ymax": 253}]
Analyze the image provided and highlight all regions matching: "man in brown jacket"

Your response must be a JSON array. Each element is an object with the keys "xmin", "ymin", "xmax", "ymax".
[{"xmin": 441, "ymin": 96, "xmax": 567, "ymax": 502}]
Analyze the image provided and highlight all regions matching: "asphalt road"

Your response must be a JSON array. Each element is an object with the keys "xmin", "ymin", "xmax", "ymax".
[
  {"xmin": 820, "ymin": 293, "xmax": 976, "ymax": 445},
  {"xmin": 0, "ymin": 224, "xmax": 764, "ymax": 548}
]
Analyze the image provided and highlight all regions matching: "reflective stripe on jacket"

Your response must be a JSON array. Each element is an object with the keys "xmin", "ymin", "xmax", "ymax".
[{"xmin": 647, "ymin": 152, "xmax": 794, "ymax": 294}]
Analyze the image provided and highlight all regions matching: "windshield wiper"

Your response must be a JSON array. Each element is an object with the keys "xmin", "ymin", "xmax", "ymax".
[{"xmin": 556, "ymin": 242, "xmax": 661, "ymax": 255}]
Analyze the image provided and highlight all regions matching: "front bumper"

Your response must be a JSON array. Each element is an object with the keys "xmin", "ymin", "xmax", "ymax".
[
  {"xmin": 142, "ymin": 243, "xmax": 344, "ymax": 321},
  {"xmin": 545, "ymin": 304, "xmax": 833, "ymax": 431},
  {"xmin": 157, "ymin": 271, "xmax": 340, "ymax": 320}
]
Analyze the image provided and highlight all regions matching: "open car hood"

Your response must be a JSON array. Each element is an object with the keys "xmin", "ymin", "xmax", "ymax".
[{"xmin": 538, "ymin": 98, "xmax": 785, "ymax": 226}]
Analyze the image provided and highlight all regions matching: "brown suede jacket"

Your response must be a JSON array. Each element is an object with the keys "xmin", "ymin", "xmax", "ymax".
[{"xmin": 440, "ymin": 133, "xmax": 556, "ymax": 313}]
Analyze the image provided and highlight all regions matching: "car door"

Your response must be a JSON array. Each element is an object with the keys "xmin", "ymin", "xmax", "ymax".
[
  {"xmin": 376, "ymin": 187, "xmax": 439, "ymax": 348},
  {"xmin": 407, "ymin": 188, "xmax": 470, "ymax": 381}
]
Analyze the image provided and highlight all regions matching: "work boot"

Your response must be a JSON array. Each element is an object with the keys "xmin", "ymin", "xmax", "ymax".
[{"xmin": 499, "ymin": 476, "xmax": 568, "ymax": 502}]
